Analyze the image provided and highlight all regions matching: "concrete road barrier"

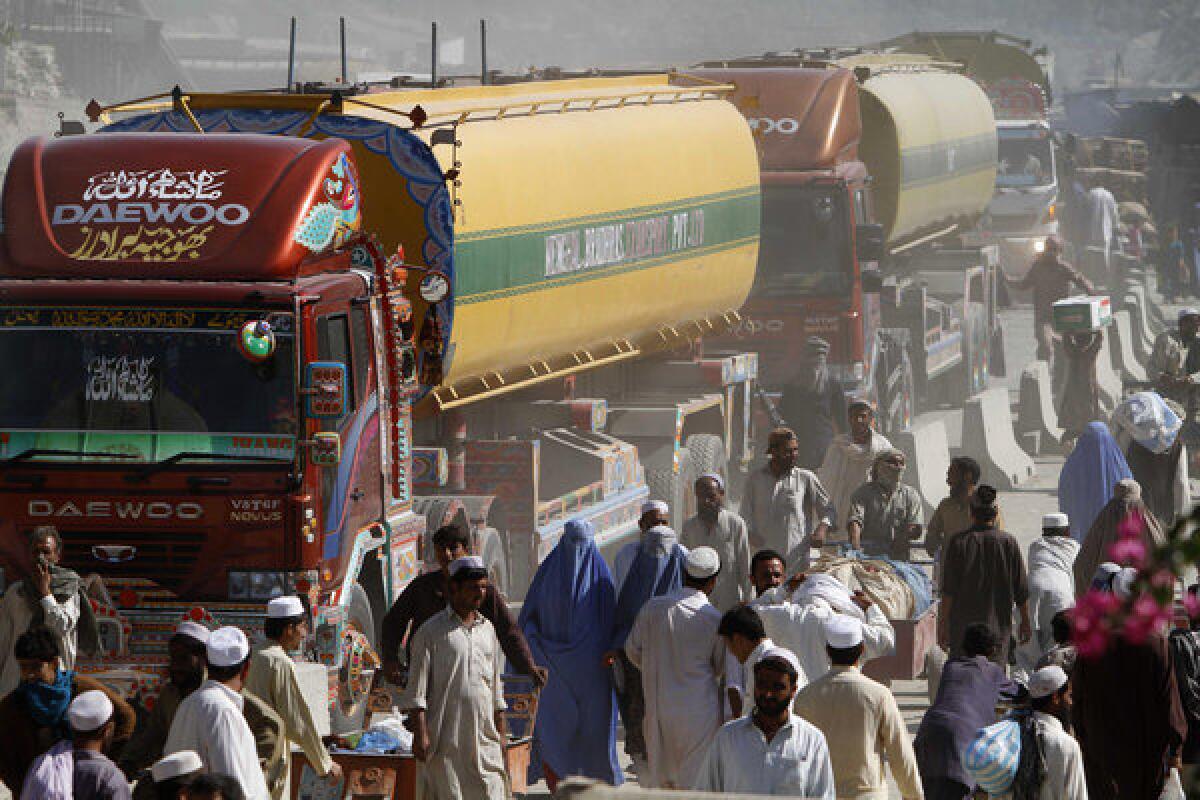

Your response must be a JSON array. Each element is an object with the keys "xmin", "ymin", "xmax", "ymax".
[
  {"xmin": 962, "ymin": 388, "xmax": 1036, "ymax": 489},
  {"xmin": 1129, "ymin": 284, "xmax": 1167, "ymax": 335},
  {"xmin": 1017, "ymin": 360, "xmax": 1064, "ymax": 455},
  {"xmin": 1095, "ymin": 331, "xmax": 1123, "ymax": 411},
  {"xmin": 1110, "ymin": 310, "xmax": 1148, "ymax": 383},
  {"xmin": 894, "ymin": 417, "xmax": 951, "ymax": 520},
  {"xmin": 1122, "ymin": 293, "xmax": 1158, "ymax": 358}
]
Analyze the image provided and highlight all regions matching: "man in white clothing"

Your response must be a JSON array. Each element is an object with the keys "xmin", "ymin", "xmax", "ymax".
[
  {"xmin": 626, "ymin": 546, "xmax": 726, "ymax": 789},
  {"xmin": 818, "ymin": 401, "xmax": 893, "ymax": 535},
  {"xmin": 681, "ymin": 474, "xmax": 751, "ymax": 611},
  {"xmin": 695, "ymin": 647, "xmax": 836, "ymax": 798},
  {"xmin": 1020, "ymin": 666, "xmax": 1088, "ymax": 800},
  {"xmin": 740, "ymin": 428, "xmax": 835, "ymax": 570},
  {"xmin": 613, "ymin": 500, "xmax": 674, "ymax": 592},
  {"xmin": 751, "ymin": 573, "xmax": 895, "ymax": 689},
  {"xmin": 1024, "ymin": 514, "xmax": 1080, "ymax": 664},
  {"xmin": 165, "ymin": 626, "xmax": 270, "ymax": 800}
]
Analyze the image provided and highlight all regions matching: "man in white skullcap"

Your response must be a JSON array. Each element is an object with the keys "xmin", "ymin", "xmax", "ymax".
[
  {"xmin": 165, "ymin": 626, "xmax": 270, "ymax": 800},
  {"xmin": 682, "ymin": 474, "xmax": 751, "ymax": 611},
  {"xmin": 626, "ymin": 546, "xmax": 726, "ymax": 788},
  {"xmin": 402, "ymin": 556, "xmax": 509, "ymax": 799},
  {"xmin": 1022, "ymin": 512, "xmax": 1080, "ymax": 672},
  {"xmin": 750, "ymin": 572, "xmax": 895, "ymax": 690},
  {"xmin": 795, "ymin": 616, "xmax": 922, "ymax": 800},
  {"xmin": 151, "ymin": 750, "xmax": 203, "ymax": 798},
  {"xmin": 245, "ymin": 596, "xmax": 341, "ymax": 797},
  {"xmin": 613, "ymin": 500, "xmax": 677, "ymax": 592},
  {"xmin": 1021, "ymin": 666, "xmax": 1087, "ymax": 800},
  {"xmin": 696, "ymin": 647, "xmax": 835, "ymax": 798},
  {"xmin": 120, "ymin": 620, "xmax": 285, "ymax": 800},
  {"xmin": 25, "ymin": 689, "xmax": 130, "ymax": 800}
]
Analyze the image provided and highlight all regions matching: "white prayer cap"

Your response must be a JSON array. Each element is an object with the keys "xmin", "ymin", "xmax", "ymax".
[
  {"xmin": 206, "ymin": 626, "xmax": 250, "ymax": 667},
  {"xmin": 1180, "ymin": 308, "xmax": 1200, "ymax": 322},
  {"xmin": 1027, "ymin": 665, "xmax": 1069, "ymax": 699},
  {"xmin": 698, "ymin": 472, "xmax": 724, "ymax": 491},
  {"xmin": 175, "ymin": 620, "xmax": 211, "ymax": 644},
  {"xmin": 1113, "ymin": 567, "xmax": 1138, "ymax": 599},
  {"xmin": 685, "ymin": 546, "xmax": 721, "ymax": 579},
  {"xmin": 824, "ymin": 614, "xmax": 864, "ymax": 649},
  {"xmin": 67, "ymin": 690, "xmax": 113, "ymax": 733},
  {"xmin": 755, "ymin": 646, "xmax": 801, "ymax": 677},
  {"xmin": 266, "ymin": 595, "xmax": 305, "ymax": 618},
  {"xmin": 448, "ymin": 555, "xmax": 486, "ymax": 577},
  {"xmin": 1042, "ymin": 513, "xmax": 1068, "ymax": 528},
  {"xmin": 641, "ymin": 500, "xmax": 669, "ymax": 515},
  {"xmin": 152, "ymin": 750, "xmax": 203, "ymax": 783}
]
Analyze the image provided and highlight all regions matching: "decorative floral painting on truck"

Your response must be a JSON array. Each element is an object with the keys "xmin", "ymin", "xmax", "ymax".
[{"xmin": 294, "ymin": 151, "xmax": 363, "ymax": 253}]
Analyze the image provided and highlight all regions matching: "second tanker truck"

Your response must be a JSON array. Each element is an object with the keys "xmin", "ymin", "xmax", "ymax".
[{"xmin": 688, "ymin": 51, "xmax": 1001, "ymax": 435}]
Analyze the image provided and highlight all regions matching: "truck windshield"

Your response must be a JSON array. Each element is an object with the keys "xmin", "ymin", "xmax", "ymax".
[
  {"xmin": 996, "ymin": 129, "xmax": 1055, "ymax": 188},
  {"xmin": 755, "ymin": 185, "xmax": 852, "ymax": 296},
  {"xmin": 0, "ymin": 307, "xmax": 297, "ymax": 463}
]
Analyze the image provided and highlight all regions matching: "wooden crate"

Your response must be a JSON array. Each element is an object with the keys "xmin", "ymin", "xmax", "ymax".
[{"xmin": 864, "ymin": 602, "xmax": 939, "ymax": 683}]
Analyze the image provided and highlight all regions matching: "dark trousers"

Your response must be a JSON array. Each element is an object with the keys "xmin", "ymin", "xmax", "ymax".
[
  {"xmin": 922, "ymin": 777, "xmax": 974, "ymax": 800},
  {"xmin": 612, "ymin": 651, "xmax": 646, "ymax": 758}
]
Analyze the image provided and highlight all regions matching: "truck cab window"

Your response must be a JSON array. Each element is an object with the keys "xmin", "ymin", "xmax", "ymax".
[
  {"xmin": 350, "ymin": 307, "xmax": 371, "ymax": 405},
  {"xmin": 317, "ymin": 313, "xmax": 355, "ymax": 413}
]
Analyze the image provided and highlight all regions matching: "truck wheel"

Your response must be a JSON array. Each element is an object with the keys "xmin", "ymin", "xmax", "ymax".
[
  {"xmin": 683, "ymin": 433, "xmax": 727, "ymax": 518},
  {"xmin": 331, "ymin": 582, "xmax": 378, "ymax": 735},
  {"xmin": 646, "ymin": 445, "xmax": 698, "ymax": 531},
  {"xmin": 478, "ymin": 527, "xmax": 509, "ymax": 597}
]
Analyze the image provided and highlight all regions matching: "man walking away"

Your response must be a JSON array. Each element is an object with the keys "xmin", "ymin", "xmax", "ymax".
[
  {"xmin": 626, "ymin": 547, "xmax": 725, "ymax": 789},
  {"xmin": 696, "ymin": 648, "xmax": 836, "ymax": 798},
  {"xmin": 1027, "ymin": 514, "xmax": 1080, "ymax": 656},
  {"xmin": 795, "ymin": 616, "xmax": 923, "ymax": 800},
  {"xmin": 819, "ymin": 401, "xmax": 893, "ymax": 537},
  {"xmin": 1012, "ymin": 666, "xmax": 1087, "ymax": 800},
  {"xmin": 380, "ymin": 524, "xmax": 541, "ymax": 691},
  {"xmin": 165, "ymin": 627, "xmax": 270, "ymax": 800},
  {"xmin": 24, "ymin": 690, "xmax": 131, "ymax": 800},
  {"xmin": 939, "ymin": 485, "xmax": 1032, "ymax": 666},
  {"xmin": 402, "ymin": 556, "xmax": 508, "ymax": 800},
  {"xmin": 779, "ymin": 336, "xmax": 847, "ymax": 469},
  {"xmin": 0, "ymin": 525, "xmax": 100, "ymax": 696},
  {"xmin": 682, "ymin": 474, "xmax": 751, "ymax": 611},
  {"xmin": 244, "ymin": 597, "xmax": 341, "ymax": 797},
  {"xmin": 928, "ymin": 457, "xmax": 1000, "ymax": 589},
  {"xmin": 741, "ymin": 427, "xmax": 835, "ymax": 570},
  {"xmin": 149, "ymin": 751, "xmax": 204, "ymax": 800},
  {"xmin": 519, "ymin": 519, "xmax": 622, "ymax": 789},
  {"xmin": 718, "ymin": 605, "xmax": 779, "ymax": 719},
  {"xmin": 845, "ymin": 448, "xmax": 924, "ymax": 561},
  {"xmin": 1170, "ymin": 585, "xmax": 1200, "ymax": 788}
]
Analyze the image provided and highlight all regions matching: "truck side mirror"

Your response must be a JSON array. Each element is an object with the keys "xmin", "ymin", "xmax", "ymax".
[
  {"xmin": 310, "ymin": 432, "xmax": 342, "ymax": 468},
  {"xmin": 856, "ymin": 223, "xmax": 885, "ymax": 263},
  {"xmin": 304, "ymin": 362, "xmax": 348, "ymax": 418},
  {"xmin": 861, "ymin": 268, "xmax": 884, "ymax": 294}
]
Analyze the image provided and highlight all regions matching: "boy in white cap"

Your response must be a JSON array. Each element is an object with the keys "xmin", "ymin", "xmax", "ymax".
[
  {"xmin": 150, "ymin": 750, "xmax": 203, "ymax": 799},
  {"xmin": 165, "ymin": 626, "xmax": 270, "ymax": 800},
  {"xmin": 402, "ymin": 556, "xmax": 509, "ymax": 799},
  {"xmin": 682, "ymin": 474, "xmax": 751, "ymax": 611},
  {"xmin": 696, "ymin": 648, "xmax": 835, "ymax": 798},
  {"xmin": 1019, "ymin": 666, "xmax": 1087, "ymax": 800},
  {"xmin": 794, "ymin": 616, "xmax": 922, "ymax": 800},
  {"xmin": 244, "ymin": 596, "xmax": 341, "ymax": 797},
  {"xmin": 24, "ymin": 689, "xmax": 130, "ymax": 800},
  {"xmin": 626, "ymin": 546, "xmax": 726, "ymax": 789}
]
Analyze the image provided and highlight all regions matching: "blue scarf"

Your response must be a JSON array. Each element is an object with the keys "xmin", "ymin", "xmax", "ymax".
[{"xmin": 18, "ymin": 670, "xmax": 74, "ymax": 734}]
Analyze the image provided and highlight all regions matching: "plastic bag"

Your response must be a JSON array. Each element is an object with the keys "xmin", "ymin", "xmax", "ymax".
[
  {"xmin": 1113, "ymin": 391, "xmax": 1182, "ymax": 454},
  {"xmin": 963, "ymin": 716, "xmax": 1021, "ymax": 795},
  {"xmin": 21, "ymin": 739, "xmax": 73, "ymax": 800}
]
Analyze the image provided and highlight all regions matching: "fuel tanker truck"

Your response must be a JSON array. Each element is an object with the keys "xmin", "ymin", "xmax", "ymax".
[
  {"xmin": 687, "ymin": 51, "xmax": 1000, "ymax": 433},
  {"xmin": 0, "ymin": 75, "xmax": 759, "ymax": 724}
]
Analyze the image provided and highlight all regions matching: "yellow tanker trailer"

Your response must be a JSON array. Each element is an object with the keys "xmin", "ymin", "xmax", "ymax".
[{"xmin": 98, "ymin": 75, "xmax": 760, "ymax": 592}]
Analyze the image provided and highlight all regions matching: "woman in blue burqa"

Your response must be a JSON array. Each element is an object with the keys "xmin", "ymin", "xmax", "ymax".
[
  {"xmin": 1058, "ymin": 421, "xmax": 1133, "ymax": 543},
  {"xmin": 518, "ymin": 518, "xmax": 623, "ymax": 789}
]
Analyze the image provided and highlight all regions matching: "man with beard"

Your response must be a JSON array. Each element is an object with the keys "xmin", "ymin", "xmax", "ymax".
[
  {"xmin": 681, "ymin": 475, "xmax": 751, "ymax": 611},
  {"xmin": 818, "ymin": 402, "xmax": 893, "ymax": 540},
  {"xmin": 779, "ymin": 336, "xmax": 847, "ymax": 469},
  {"xmin": 0, "ymin": 526, "xmax": 101, "ymax": 696},
  {"xmin": 741, "ymin": 428, "xmax": 835, "ymax": 571},
  {"xmin": 1152, "ymin": 308, "xmax": 1200, "ymax": 431},
  {"xmin": 1012, "ymin": 666, "xmax": 1087, "ymax": 800},
  {"xmin": 845, "ymin": 449, "xmax": 924, "ymax": 561},
  {"xmin": 696, "ymin": 647, "xmax": 835, "ymax": 797},
  {"xmin": 120, "ymin": 621, "xmax": 284, "ymax": 800}
]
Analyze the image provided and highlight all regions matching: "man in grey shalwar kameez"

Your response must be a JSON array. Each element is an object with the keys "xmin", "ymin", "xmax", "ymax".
[
  {"xmin": 681, "ymin": 474, "xmax": 751, "ymax": 612},
  {"xmin": 403, "ymin": 556, "xmax": 508, "ymax": 800}
]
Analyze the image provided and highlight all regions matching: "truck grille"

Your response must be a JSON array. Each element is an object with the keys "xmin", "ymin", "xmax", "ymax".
[
  {"xmin": 60, "ymin": 530, "xmax": 205, "ymax": 588},
  {"xmin": 985, "ymin": 213, "xmax": 1041, "ymax": 233}
]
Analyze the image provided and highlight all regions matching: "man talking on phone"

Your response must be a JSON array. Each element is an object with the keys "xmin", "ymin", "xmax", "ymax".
[{"xmin": 0, "ymin": 526, "xmax": 101, "ymax": 695}]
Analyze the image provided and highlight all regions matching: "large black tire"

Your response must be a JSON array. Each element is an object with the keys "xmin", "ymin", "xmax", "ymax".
[
  {"xmin": 647, "ymin": 445, "xmax": 696, "ymax": 531},
  {"xmin": 331, "ymin": 582, "xmax": 377, "ymax": 734},
  {"xmin": 478, "ymin": 526, "xmax": 509, "ymax": 597}
]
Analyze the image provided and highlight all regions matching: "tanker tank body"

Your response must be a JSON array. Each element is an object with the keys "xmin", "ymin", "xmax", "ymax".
[
  {"xmin": 687, "ymin": 52, "xmax": 1000, "ymax": 435},
  {"xmin": 99, "ymin": 75, "xmax": 761, "ymax": 597}
]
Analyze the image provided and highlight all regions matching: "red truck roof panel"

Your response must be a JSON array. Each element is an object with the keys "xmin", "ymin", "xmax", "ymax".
[{"xmin": 0, "ymin": 132, "xmax": 362, "ymax": 280}]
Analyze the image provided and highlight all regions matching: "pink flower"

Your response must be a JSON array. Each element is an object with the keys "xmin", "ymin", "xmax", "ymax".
[
  {"xmin": 1151, "ymin": 569, "xmax": 1176, "ymax": 591},
  {"xmin": 1109, "ymin": 536, "xmax": 1147, "ymax": 568},
  {"xmin": 1184, "ymin": 593, "xmax": 1200, "ymax": 619},
  {"xmin": 1123, "ymin": 612, "xmax": 1154, "ymax": 644}
]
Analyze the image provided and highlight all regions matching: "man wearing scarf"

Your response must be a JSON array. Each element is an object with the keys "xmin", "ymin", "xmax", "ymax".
[
  {"xmin": 779, "ymin": 337, "xmax": 848, "ymax": 470},
  {"xmin": 818, "ymin": 401, "xmax": 893, "ymax": 538},
  {"xmin": 1072, "ymin": 479, "xmax": 1166, "ymax": 596},
  {"xmin": 0, "ymin": 626, "xmax": 134, "ymax": 793},
  {"xmin": 0, "ymin": 526, "xmax": 101, "ymax": 696},
  {"xmin": 1011, "ymin": 666, "xmax": 1088, "ymax": 800},
  {"xmin": 845, "ymin": 449, "xmax": 924, "ymax": 561},
  {"xmin": 519, "ymin": 519, "xmax": 622, "ymax": 790}
]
